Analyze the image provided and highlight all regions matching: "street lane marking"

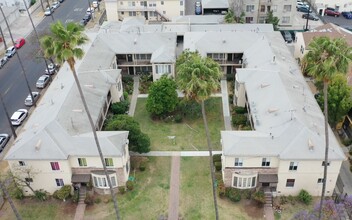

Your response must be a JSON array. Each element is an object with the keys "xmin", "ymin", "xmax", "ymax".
[{"xmin": 74, "ymin": 8, "xmax": 83, "ymax": 12}]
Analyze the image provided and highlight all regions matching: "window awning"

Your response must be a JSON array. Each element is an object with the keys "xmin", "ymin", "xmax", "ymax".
[
  {"xmin": 258, "ymin": 174, "xmax": 278, "ymax": 183},
  {"xmin": 71, "ymin": 174, "xmax": 91, "ymax": 183}
]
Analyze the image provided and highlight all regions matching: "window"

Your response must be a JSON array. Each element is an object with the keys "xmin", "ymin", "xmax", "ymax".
[
  {"xmin": 260, "ymin": 5, "xmax": 265, "ymax": 12},
  {"xmin": 149, "ymin": 11, "xmax": 157, "ymax": 17},
  {"xmin": 93, "ymin": 175, "xmax": 117, "ymax": 188},
  {"xmin": 78, "ymin": 158, "xmax": 87, "ymax": 167},
  {"xmin": 180, "ymin": 1, "xmax": 183, "ymax": 6},
  {"xmin": 233, "ymin": 175, "xmax": 256, "ymax": 189},
  {"xmin": 149, "ymin": 1, "xmax": 156, "ymax": 7},
  {"xmin": 234, "ymin": 158, "xmax": 243, "ymax": 167},
  {"xmin": 18, "ymin": 161, "xmax": 26, "ymax": 166},
  {"xmin": 207, "ymin": 53, "xmax": 225, "ymax": 61},
  {"xmin": 126, "ymin": 162, "xmax": 129, "ymax": 173},
  {"xmin": 289, "ymin": 162, "xmax": 298, "ymax": 171},
  {"xmin": 282, "ymin": 16, "xmax": 290, "ymax": 24},
  {"xmin": 140, "ymin": 2, "xmax": 144, "ymax": 6},
  {"xmin": 286, "ymin": 179, "xmax": 295, "ymax": 187},
  {"xmin": 161, "ymin": 1, "xmax": 164, "ymax": 5},
  {"xmin": 50, "ymin": 162, "xmax": 60, "ymax": 170},
  {"xmin": 283, "ymin": 5, "xmax": 292, "ymax": 12},
  {"xmin": 55, "ymin": 178, "xmax": 64, "ymax": 187},
  {"xmin": 180, "ymin": 11, "xmax": 184, "ymax": 16},
  {"xmin": 272, "ymin": 5, "xmax": 277, "ymax": 12},
  {"xmin": 163, "ymin": 11, "xmax": 166, "ymax": 14},
  {"xmin": 129, "ymin": 11, "xmax": 137, "ymax": 16},
  {"xmin": 317, "ymin": 178, "xmax": 324, "ymax": 184},
  {"xmin": 156, "ymin": 64, "xmax": 171, "ymax": 75},
  {"xmin": 322, "ymin": 161, "xmax": 330, "ymax": 166},
  {"xmin": 135, "ymin": 54, "xmax": 151, "ymax": 60},
  {"xmin": 261, "ymin": 158, "xmax": 270, "ymax": 167},
  {"xmin": 25, "ymin": 178, "xmax": 33, "ymax": 182},
  {"xmin": 246, "ymin": 5, "xmax": 254, "ymax": 12},
  {"xmin": 111, "ymin": 176, "xmax": 117, "ymax": 187},
  {"xmin": 120, "ymin": 1, "xmax": 123, "ymax": 5},
  {"xmin": 245, "ymin": 17, "xmax": 254, "ymax": 23},
  {"xmin": 105, "ymin": 158, "xmax": 114, "ymax": 167}
]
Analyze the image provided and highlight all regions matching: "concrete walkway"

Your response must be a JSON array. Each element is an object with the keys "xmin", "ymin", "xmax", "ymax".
[
  {"xmin": 263, "ymin": 206, "xmax": 275, "ymax": 220},
  {"xmin": 74, "ymin": 204, "xmax": 86, "ymax": 220},
  {"xmin": 167, "ymin": 155, "xmax": 180, "ymax": 220},
  {"xmin": 221, "ymin": 79, "xmax": 232, "ymax": 131},
  {"xmin": 128, "ymin": 76, "xmax": 139, "ymax": 117}
]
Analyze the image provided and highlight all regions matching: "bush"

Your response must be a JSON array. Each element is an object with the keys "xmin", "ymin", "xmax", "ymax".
[
  {"xmin": 34, "ymin": 189, "xmax": 47, "ymax": 201},
  {"xmin": 280, "ymin": 195, "xmax": 288, "ymax": 205},
  {"xmin": 232, "ymin": 114, "xmax": 247, "ymax": 126},
  {"xmin": 240, "ymin": 189, "xmax": 252, "ymax": 200},
  {"xmin": 30, "ymin": 0, "xmax": 36, "ymax": 5},
  {"xmin": 94, "ymin": 197, "xmax": 102, "ymax": 204},
  {"xmin": 225, "ymin": 188, "xmax": 241, "ymax": 202},
  {"xmin": 123, "ymin": 91, "xmax": 129, "ymax": 100},
  {"xmin": 214, "ymin": 162, "xmax": 222, "ymax": 171},
  {"xmin": 52, "ymin": 190, "xmax": 59, "ymax": 199},
  {"xmin": 217, "ymin": 180, "xmax": 226, "ymax": 198},
  {"xmin": 349, "ymin": 148, "xmax": 352, "ymax": 156},
  {"xmin": 298, "ymin": 189, "xmax": 312, "ymax": 205},
  {"xmin": 72, "ymin": 190, "xmax": 79, "ymax": 203},
  {"xmin": 252, "ymin": 191, "xmax": 265, "ymax": 204},
  {"xmin": 287, "ymin": 195, "xmax": 296, "ymax": 205},
  {"xmin": 213, "ymin": 154, "xmax": 222, "ymax": 163},
  {"xmin": 56, "ymin": 185, "xmax": 71, "ymax": 201},
  {"xmin": 11, "ymin": 187, "xmax": 24, "ymax": 200},
  {"xmin": 122, "ymin": 77, "xmax": 134, "ymax": 94},
  {"xmin": 126, "ymin": 180, "xmax": 134, "ymax": 191},
  {"xmin": 228, "ymin": 94, "xmax": 234, "ymax": 104},
  {"xmin": 342, "ymin": 138, "xmax": 352, "ymax": 146},
  {"xmin": 234, "ymin": 106, "xmax": 247, "ymax": 114},
  {"xmin": 139, "ymin": 162, "xmax": 146, "ymax": 171},
  {"xmin": 174, "ymin": 114, "xmax": 183, "ymax": 123},
  {"xmin": 111, "ymin": 100, "xmax": 129, "ymax": 115},
  {"xmin": 118, "ymin": 186, "xmax": 126, "ymax": 194},
  {"xmin": 84, "ymin": 195, "xmax": 94, "ymax": 205}
]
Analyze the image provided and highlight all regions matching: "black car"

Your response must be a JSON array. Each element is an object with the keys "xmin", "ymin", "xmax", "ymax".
[
  {"xmin": 297, "ymin": 5, "xmax": 312, "ymax": 13},
  {"xmin": 59, "ymin": 0, "xmax": 64, "ymax": 2},
  {"xmin": 83, "ymin": 14, "xmax": 91, "ymax": 22},
  {"xmin": 0, "ymin": 134, "xmax": 10, "ymax": 153},
  {"xmin": 80, "ymin": 19, "xmax": 88, "ymax": 26},
  {"xmin": 282, "ymin": 31, "xmax": 293, "ymax": 43},
  {"xmin": 302, "ymin": 13, "xmax": 319, "ymax": 21}
]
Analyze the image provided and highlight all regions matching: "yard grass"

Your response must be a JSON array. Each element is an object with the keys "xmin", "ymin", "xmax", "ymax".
[
  {"xmin": 273, "ymin": 197, "xmax": 320, "ymax": 219},
  {"xmin": 84, "ymin": 157, "xmax": 171, "ymax": 220},
  {"xmin": 179, "ymin": 157, "xmax": 264, "ymax": 220},
  {"xmin": 134, "ymin": 97, "xmax": 224, "ymax": 151},
  {"xmin": 0, "ymin": 198, "xmax": 76, "ymax": 220}
]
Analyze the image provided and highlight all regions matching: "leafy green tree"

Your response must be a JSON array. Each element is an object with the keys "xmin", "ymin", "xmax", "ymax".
[
  {"xmin": 316, "ymin": 74, "xmax": 352, "ymax": 127},
  {"xmin": 224, "ymin": 9, "xmax": 235, "ymax": 23},
  {"xmin": 238, "ymin": 11, "xmax": 245, "ymax": 23},
  {"xmin": 176, "ymin": 50, "xmax": 222, "ymax": 219},
  {"xmin": 40, "ymin": 21, "xmax": 121, "ymax": 219},
  {"xmin": 105, "ymin": 115, "xmax": 150, "ymax": 153},
  {"xmin": 301, "ymin": 36, "xmax": 352, "ymax": 219},
  {"xmin": 146, "ymin": 75, "xmax": 178, "ymax": 117},
  {"xmin": 266, "ymin": 11, "xmax": 279, "ymax": 30}
]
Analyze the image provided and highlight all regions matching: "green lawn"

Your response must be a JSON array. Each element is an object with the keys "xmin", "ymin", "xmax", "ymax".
[{"xmin": 134, "ymin": 98, "xmax": 224, "ymax": 151}]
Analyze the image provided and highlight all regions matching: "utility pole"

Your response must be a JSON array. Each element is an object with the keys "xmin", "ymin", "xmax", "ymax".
[
  {"xmin": 0, "ymin": 180, "xmax": 22, "ymax": 220},
  {"xmin": 304, "ymin": 5, "xmax": 310, "ymax": 31},
  {"xmin": 0, "ymin": 92, "xmax": 16, "ymax": 138},
  {"xmin": 0, "ymin": 26, "xmax": 7, "ymax": 49}
]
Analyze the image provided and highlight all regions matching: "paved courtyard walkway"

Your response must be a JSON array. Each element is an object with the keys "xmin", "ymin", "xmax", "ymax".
[
  {"xmin": 73, "ymin": 204, "xmax": 86, "ymax": 220},
  {"xmin": 128, "ymin": 76, "xmax": 140, "ymax": 117},
  {"xmin": 168, "ymin": 155, "xmax": 180, "ymax": 220}
]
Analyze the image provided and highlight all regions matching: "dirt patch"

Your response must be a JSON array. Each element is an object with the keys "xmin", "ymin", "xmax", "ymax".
[{"xmin": 242, "ymin": 199, "xmax": 264, "ymax": 219}]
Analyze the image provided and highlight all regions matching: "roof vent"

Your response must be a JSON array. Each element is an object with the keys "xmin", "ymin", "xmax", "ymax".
[
  {"xmin": 134, "ymin": 38, "xmax": 137, "ymax": 44},
  {"xmin": 72, "ymin": 109, "xmax": 83, "ymax": 113},
  {"xmin": 308, "ymin": 139, "xmax": 314, "ymax": 151},
  {"xmin": 268, "ymin": 108, "xmax": 279, "ymax": 113},
  {"xmin": 35, "ymin": 139, "xmax": 42, "ymax": 152},
  {"xmin": 222, "ymin": 40, "xmax": 226, "ymax": 43},
  {"xmin": 261, "ymin": 83, "xmax": 270, "ymax": 88},
  {"xmin": 84, "ymin": 84, "xmax": 95, "ymax": 88}
]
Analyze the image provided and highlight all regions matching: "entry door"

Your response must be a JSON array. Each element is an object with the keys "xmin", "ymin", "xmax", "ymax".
[
  {"xmin": 262, "ymin": 182, "xmax": 270, "ymax": 187},
  {"xmin": 127, "ymin": 54, "xmax": 132, "ymax": 62}
]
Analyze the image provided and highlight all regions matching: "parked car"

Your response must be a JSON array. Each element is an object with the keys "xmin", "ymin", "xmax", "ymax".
[
  {"xmin": 0, "ymin": 134, "xmax": 10, "ymax": 153},
  {"xmin": 58, "ymin": 0, "xmax": 64, "ymax": 2},
  {"xmin": 87, "ymin": 7, "xmax": 95, "ymax": 14},
  {"xmin": 24, "ymin": 92, "xmax": 40, "ymax": 106},
  {"xmin": 11, "ymin": 109, "xmax": 28, "ymax": 126},
  {"xmin": 36, "ymin": 75, "xmax": 51, "ymax": 89},
  {"xmin": 5, "ymin": 46, "xmax": 16, "ymax": 58},
  {"xmin": 80, "ymin": 19, "xmax": 88, "ymax": 26},
  {"xmin": 297, "ymin": 2, "xmax": 309, "ymax": 8},
  {"xmin": 52, "ymin": 1, "xmax": 60, "ymax": 9},
  {"xmin": 342, "ymin": 11, "xmax": 352, "ymax": 19},
  {"xmin": 282, "ymin": 31, "xmax": 293, "ymax": 43},
  {"xmin": 324, "ymin": 7, "xmax": 340, "ymax": 17},
  {"xmin": 297, "ymin": 5, "xmax": 312, "ymax": 13},
  {"xmin": 92, "ymin": 1, "xmax": 99, "ymax": 8},
  {"xmin": 83, "ymin": 14, "xmax": 92, "ymax": 22},
  {"xmin": 15, "ymin": 38, "xmax": 25, "ymax": 49},
  {"xmin": 195, "ymin": 2, "xmax": 202, "ymax": 15},
  {"xmin": 302, "ymin": 13, "xmax": 319, "ymax": 21},
  {"xmin": 45, "ymin": 7, "xmax": 53, "ymax": 16},
  {"xmin": 45, "ymin": 63, "xmax": 59, "ymax": 75},
  {"xmin": 0, "ymin": 57, "xmax": 8, "ymax": 68}
]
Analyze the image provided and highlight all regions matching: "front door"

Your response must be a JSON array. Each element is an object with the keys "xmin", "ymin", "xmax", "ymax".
[{"xmin": 262, "ymin": 182, "xmax": 270, "ymax": 187}]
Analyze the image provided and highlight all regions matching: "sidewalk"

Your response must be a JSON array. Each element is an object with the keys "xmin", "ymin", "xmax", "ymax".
[{"xmin": 131, "ymin": 151, "xmax": 223, "ymax": 157}]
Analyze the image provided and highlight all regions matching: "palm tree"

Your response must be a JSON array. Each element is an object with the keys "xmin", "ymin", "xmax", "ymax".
[
  {"xmin": 301, "ymin": 36, "xmax": 352, "ymax": 219},
  {"xmin": 0, "ymin": 180, "xmax": 22, "ymax": 220},
  {"xmin": 40, "ymin": 21, "xmax": 120, "ymax": 220},
  {"xmin": 176, "ymin": 50, "xmax": 222, "ymax": 220}
]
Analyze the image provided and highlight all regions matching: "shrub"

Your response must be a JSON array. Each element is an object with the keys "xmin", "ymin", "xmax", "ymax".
[
  {"xmin": 126, "ymin": 180, "xmax": 134, "ymax": 191},
  {"xmin": 280, "ymin": 195, "xmax": 288, "ymax": 205},
  {"xmin": 72, "ymin": 190, "xmax": 79, "ymax": 203},
  {"xmin": 232, "ymin": 114, "xmax": 247, "ymax": 126},
  {"xmin": 228, "ymin": 94, "xmax": 234, "ymax": 104},
  {"xmin": 214, "ymin": 162, "xmax": 222, "ymax": 171},
  {"xmin": 217, "ymin": 180, "xmax": 226, "ymax": 198},
  {"xmin": 35, "ymin": 189, "xmax": 47, "ymax": 201},
  {"xmin": 111, "ymin": 100, "xmax": 129, "ymax": 115},
  {"xmin": 240, "ymin": 189, "xmax": 252, "ymax": 200},
  {"xmin": 123, "ymin": 91, "xmax": 129, "ymax": 100},
  {"xmin": 84, "ymin": 195, "xmax": 94, "ymax": 205},
  {"xmin": 30, "ymin": 0, "xmax": 36, "ymax": 5},
  {"xmin": 234, "ymin": 106, "xmax": 247, "ymax": 114},
  {"xmin": 349, "ymin": 148, "xmax": 352, "ymax": 156},
  {"xmin": 213, "ymin": 154, "xmax": 222, "ymax": 163},
  {"xmin": 225, "ymin": 188, "xmax": 241, "ymax": 202},
  {"xmin": 174, "ymin": 114, "xmax": 183, "ymax": 123},
  {"xmin": 298, "ymin": 189, "xmax": 312, "ymax": 205},
  {"xmin": 57, "ymin": 185, "xmax": 71, "ymax": 201},
  {"xmin": 252, "ymin": 191, "xmax": 265, "ymax": 204},
  {"xmin": 118, "ymin": 186, "xmax": 126, "ymax": 194},
  {"xmin": 52, "ymin": 190, "xmax": 59, "ymax": 199},
  {"xmin": 94, "ymin": 197, "xmax": 102, "ymax": 204},
  {"xmin": 139, "ymin": 162, "xmax": 146, "ymax": 171},
  {"xmin": 177, "ymin": 100, "xmax": 201, "ymax": 119},
  {"xmin": 287, "ymin": 195, "xmax": 296, "ymax": 205},
  {"xmin": 11, "ymin": 187, "xmax": 24, "ymax": 200}
]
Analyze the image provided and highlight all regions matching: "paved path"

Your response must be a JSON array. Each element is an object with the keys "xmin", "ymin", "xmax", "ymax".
[
  {"xmin": 74, "ymin": 204, "xmax": 86, "ymax": 220},
  {"xmin": 128, "ymin": 76, "xmax": 139, "ymax": 117},
  {"xmin": 168, "ymin": 155, "xmax": 180, "ymax": 220},
  {"xmin": 221, "ymin": 79, "xmax": 232, "ymax": 131},
  {"xmin": 263, "ymin": 206, "xmax": 275, "ymax": 220},
  {"xmin": 131, "ymin": 151, "xmax": 223, "ymax": 157}
]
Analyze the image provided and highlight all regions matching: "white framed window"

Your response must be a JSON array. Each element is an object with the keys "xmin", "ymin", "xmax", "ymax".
[
  {"xmin": 129, "ymin": 11, "xmax": 137, "ymax": 16},
  {"xmin": 92, "ymin": 174, "xmax": 117, "ymax": 188},
  {"xmin": 260, "ymin": 5, "xmax": 265, "ymax": 12},
  {"xmin": 25, "ymin": 177, "xmax": 33, "ymax": 182},
  {"xmin": 289, "ymin": 162, "xmax": 298, "ymax": 171},
  {"xmin": 272, "ymin": 5, "xmax": 277, "ymax": 12},
  {"xmin": 50, "ymin": 162, "xmax": 60, "ymax": 170},
  {"xmin": 246, "ymin": 5, "xmax": 254, "ymax": 12},
  {"xmin": 135, "ymin": 54, "xmax": 151, "ymax": 60},
  {"xmin": 18, "ymin": 161, "xmax": 26, "ymax": 166},
  {"xmin": 180, "ymin": 11, "xmax": 184, "ymax": 16},
  {"xmin": 163, "ymin": 11, "xmax": 166, "ymax": 14},
  {"xmin": 283, "ymin": 5, "xmax": 292, "ymax": 12},
  {"xmin": 261, "ymin": 158, "xmax": 270, "ymax": 167},
  {"xmin": 282, "ymin": 16, "xmax": 290, "ymax": 24},
  {"xmin": 180, "ymin": 0, "xmax": 183, "ymax": 6},
  {"xmin": 120, "ymin": 1, "xmax": 123, "ymax": 5},
  {"xmin": 105, "ymin": 158, "xmax": 114, "ymax": 167},
  {"xmin": 149, "ymin": 1, "xmax": 156, "ymax": 7},
  {"xmin": 78, "ymin": 158, "xmax": 87, "ymax": 167},
  {"xmin": 245, "ymin": 17, "xmax": 254, "ymax": 23},
  {"xmin": 232, "ymin": 174, "xmax": 256, "ymax": 189},
  {"xmin": 286, "ymin": 179, "xmax": 295, "ymax": 187},
  {"xmin": 126, "ymin": 161, "xmax": 129, "ymax": 173},
  {"xmin": 156, "ymin": 64, "xmax": 171, "ymax": 75},
  {"xmin": 207, "ymin": 53, "xmax": 225, "ymax": 61},
  {"xmin": 55, "ymin": 178, "xmax": 64, "ymax": 187},
  {"xmin": 322, "ymin": 161, "xmax": 330, "ymax": 166},
  {"xmin": 161, "ymin": 1, "xmax": 164, "ymax": 5},
  {"xmin": 234, "ymin": 158, "xmax": 243, "ymax": 167}
]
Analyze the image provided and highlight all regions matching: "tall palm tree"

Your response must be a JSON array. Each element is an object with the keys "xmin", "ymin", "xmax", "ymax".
[
  {"xmin": 40, "ymin": 21, "xmax": 120, "ymax": 220},
  {"xmin": 0, "ymin": 180, "xmax": 22, "ymax": 220},
  {"xmin": 176, "ymin": 50, "xmax": 222, "ymax": 220},
  {"xmin": 301, "ymin": 36, "xmax": 352, "ymax": 219}
]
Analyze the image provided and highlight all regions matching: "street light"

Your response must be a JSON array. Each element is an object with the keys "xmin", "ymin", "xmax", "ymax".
[{"xmin": 304, "ymin": 5, "xmax": 311, "ymax": 31}]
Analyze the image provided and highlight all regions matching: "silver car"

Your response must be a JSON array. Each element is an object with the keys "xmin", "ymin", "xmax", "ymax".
[
  {"xmin": 0, "ymin": 57, "xmax": 8, "ymax": 68},
  {"xmin": 11, "ymin": 109, "xmax": 28, "ymax": 126},
  {"xmin": 36, "ymin": 75, "xmax": 51, "ymax": 89},
  {"xmin": 24, "ymin": 92, "xmax": 40, "ymax": 106},
  {"xmin": 45, "ymin": 63, "xmax": 59, "ymax": 75},
  {"xmin": 0, "ymin": 134, "xmax": 10, "ymax": 153}
]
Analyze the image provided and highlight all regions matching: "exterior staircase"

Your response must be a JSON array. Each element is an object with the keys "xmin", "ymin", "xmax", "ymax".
[
  {"xmin": 78, "ymin": 186, "xmax": 87, "ymax": 204},
  {"xmin": 264, "ymin": 190, "xmax": 273, "ymax": 207}
]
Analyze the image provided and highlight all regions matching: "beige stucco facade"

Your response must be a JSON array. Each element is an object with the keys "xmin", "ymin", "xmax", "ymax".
[{"xmin": 308, "ymin": 0, "xmax": 352, "ymax": 13}]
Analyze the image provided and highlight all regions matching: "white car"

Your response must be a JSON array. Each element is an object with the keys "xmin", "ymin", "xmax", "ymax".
[
  {"xmin": 45, "ymin": 63, "xmax": 59, "ymax": 75},
  {"xmin": 36, "ymin": 75, "xmax": 51, "ymax": 89},
  {"xmin": 5, "ymin": 46, "xmax": 16, "ymax": 58},
  {"xmin": 11, "ymin": 109, "xmax": 28, "ymax": 126},
  {"xmin": 0, "ymin": 56, "xmax": 8, "ymax": 68},
  {"xmin": 45, "ymin": 7, "xmax": 53, "ymax": 16},
  {"xmin": 87, "ymin": 7, "xmax": 95, "ymax": 14},
  {"xmin": 24, "ymin": 92, "xmax": 40, "ymax": 106},
  {"xmin": 52, "ymin": 1, "xmax": 60, "ymax": 9}
]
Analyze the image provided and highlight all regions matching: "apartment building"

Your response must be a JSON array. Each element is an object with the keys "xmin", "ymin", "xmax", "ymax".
[
  {"xmin": 105, "ymin": 0, "xmax": 185, "ymax": 22},
  {"xmin": 308, "ymin": 0, "xmax": 352, "ymax": 14}
]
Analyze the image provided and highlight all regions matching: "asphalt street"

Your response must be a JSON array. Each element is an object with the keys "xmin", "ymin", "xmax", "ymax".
[{"xmin": 0, "ymin": 0, "xmax": 90, "ymax": 137}]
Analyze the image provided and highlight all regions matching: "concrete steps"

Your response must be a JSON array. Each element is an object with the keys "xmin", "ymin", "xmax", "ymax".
[
  {"xmin": 264, "ymin": 192, "xmax": 273, "ymax": 207},
  {"xmin": 78, "ymin": 186, "xmax": 86, "ymax": 204}
]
